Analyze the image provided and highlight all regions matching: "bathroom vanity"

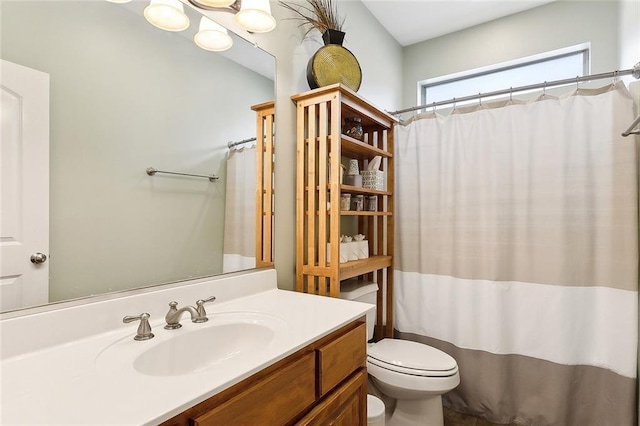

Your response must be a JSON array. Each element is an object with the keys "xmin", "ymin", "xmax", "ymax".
[
  {"xmin": 163, "ymin": 318, "xmax": 367, "ymax": 425},
  {"xmin": 0, "ymin": 269, "xmax": 371, "ymax": 425}
]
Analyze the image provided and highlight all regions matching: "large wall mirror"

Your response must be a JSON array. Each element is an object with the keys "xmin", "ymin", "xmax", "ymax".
[{"xmin": 0, "ymin": 0, "xmax": 275, "ymax": 313}]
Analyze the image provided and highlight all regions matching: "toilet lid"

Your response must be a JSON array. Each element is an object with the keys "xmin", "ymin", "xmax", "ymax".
[{"xmin": 368, "ymin": 339, "xmax": 458, "ymax": 377}]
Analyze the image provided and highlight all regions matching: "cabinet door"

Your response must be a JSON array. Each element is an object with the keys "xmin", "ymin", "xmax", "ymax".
[
  {"xmin": 193, "ymin": 352, "xmax": 316, "ymax": 426},
  {"xmin": 296, "ymin": 369, "xmax": 367, "ymax": 426}
]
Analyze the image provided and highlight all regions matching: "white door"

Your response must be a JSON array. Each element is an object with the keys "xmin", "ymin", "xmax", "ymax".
[{"xmin": 0, "ymin": 59, "xmax": 50, "ymax": 311}]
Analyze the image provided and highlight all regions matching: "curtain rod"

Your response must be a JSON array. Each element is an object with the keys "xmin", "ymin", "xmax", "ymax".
[
  {"xmin": 388, "ymin": 62, "xmax": 640, "ymax": 116},
  {"xmin": 227, "ymin": 137, "xmax": 256, "ymax": 149}
]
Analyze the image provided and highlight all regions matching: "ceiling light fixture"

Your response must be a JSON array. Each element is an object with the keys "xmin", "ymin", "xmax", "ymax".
[
  {"xmin": 144, "ymin": 0, "xmax": 190, "ymax": 32},
  {"xmin": 188, "ymin": 0, "xmax": 276, "ymax": 33},
  {"xmin": 194, "ymin": 17, "xmax": 234, "ymax": 51},
  {"xmin": 235, "ymin": 0, "xmax": 276, "ymax": 33},
  {"xmin": 192, "ymin": 0, "xmax": 235, "ymax": 7}
]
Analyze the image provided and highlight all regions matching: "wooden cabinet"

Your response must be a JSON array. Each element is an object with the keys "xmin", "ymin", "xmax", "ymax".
[
  {"xmin": 161, "ymin": 319, "xmax": 367, "ymax": 426},
  {"xmin": 291, "ymin": 84, "xmax": 398, "ymax": 339}
]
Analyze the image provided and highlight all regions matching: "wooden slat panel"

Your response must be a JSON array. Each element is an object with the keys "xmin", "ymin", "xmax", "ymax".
[
  {"xmin": 255, "ymin": 111, "xmax": 265, "ymax": 265},
  {"xmin": 386, "ymin": 128, "xmax": 395, "ymax": 337},
  {"xmin": 332, "ymin": 96, "xmax": 342, "ymax": 290},
  {"xmin": 376, "ymin": 130, "xmax": 387, "ymax": 338},
  {"xmin": 318, "ymin": 102, "xmax": 328, "ymax": 268},
  {"xmin": 329, "ymin": 94, "xmax": 342, "ymax": 297},
  {"xmin": 307, "ymin": 104, "xmax": 317, "ymax": 281},
  {"xmin": 264, "ymin": 113, "xmax": 274, "ymax": 263},
  {"xmin": 253, "ymin": 103, "xmax": 275, "ymax": 269},
  {"xmin": 296, "ymin": 102, "xmax": 307, "ymax": 292}
]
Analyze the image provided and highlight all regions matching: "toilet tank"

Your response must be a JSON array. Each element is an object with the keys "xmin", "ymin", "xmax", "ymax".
[{"xmin": 340, "ymin": 280, "xmax": 378, "ymax": 341}]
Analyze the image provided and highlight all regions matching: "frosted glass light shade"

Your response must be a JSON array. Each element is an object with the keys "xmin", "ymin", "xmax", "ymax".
[
  {"xmin": 235, "ymin": 0, "xmax": 276, "ymax": 33},
  {"xmin": 194, "ymin": 17, "xmax": 233, "ymax": 51},
  {"xmin": 144, "ymin": 0, "xmax": 190, "ymax": 32},
  {"xmin": 192, "ymin": 0, "xmax": 235, "ymax": 7}
]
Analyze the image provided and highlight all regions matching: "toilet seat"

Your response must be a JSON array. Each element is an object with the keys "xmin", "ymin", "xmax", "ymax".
[{"xmin": 367, "ymin": 339, "xmax": 458, "ymax": 377}]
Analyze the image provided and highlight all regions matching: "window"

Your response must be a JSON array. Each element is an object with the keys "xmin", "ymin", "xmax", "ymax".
[{"xmin": 418, "ymin": 44, "xmax": 590, "ymax": 109}]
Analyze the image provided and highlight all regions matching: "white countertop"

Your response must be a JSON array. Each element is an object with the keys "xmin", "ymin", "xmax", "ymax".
[{"xmin": 0, "ymin": 269, "xmax": 372, "ymax": 425}]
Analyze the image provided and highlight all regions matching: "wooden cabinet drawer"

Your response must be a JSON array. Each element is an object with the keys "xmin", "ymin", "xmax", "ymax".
[
  {"xmin": 317, "ymin": 322, "xmax": 366, "ymax": 396},
  {"xmin": 296, "ymin": 368, "xmax": 367, "ymax": 426},
  {"xmin": 193, "ymin": 352, "xmax": 316, "ymax": 426}
]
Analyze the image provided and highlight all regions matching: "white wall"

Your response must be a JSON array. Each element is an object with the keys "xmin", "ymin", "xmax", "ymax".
[
  {"xmin": 619, "ymin": 0, "xmax": 640, "ymax": 85},
  {"xmin": 402, "ymin": 0, "xmax": 622, "ymax": 110},
  {"xmin": 1, "ymin": 1, "xmax": 273, "ymax": 301},
  {"xmin": 208, "ymin": 0, "xmax": 404, "ymax": 290}
]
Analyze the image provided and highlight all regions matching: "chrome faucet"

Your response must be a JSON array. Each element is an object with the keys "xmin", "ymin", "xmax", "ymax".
[{"xmin": 164, "ymin": 296, "xmax": 216, "ymax": 330}]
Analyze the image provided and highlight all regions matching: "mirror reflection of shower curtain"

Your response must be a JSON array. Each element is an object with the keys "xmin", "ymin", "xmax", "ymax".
[
  {"xmin": 222, "ymin": 144, "xmax": 256, "ymax": 273},
  {"xmin": 395, "ymin": 82, "xmax": 638, "ymax": 425}
]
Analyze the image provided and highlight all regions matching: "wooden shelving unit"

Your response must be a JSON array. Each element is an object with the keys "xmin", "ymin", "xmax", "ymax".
[{"xmin": 292, "ymin": 84, "xmax": 398, "ymax": 340}]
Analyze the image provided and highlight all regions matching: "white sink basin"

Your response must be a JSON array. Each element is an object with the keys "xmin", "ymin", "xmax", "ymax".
[{"xmin": 96, "ymin": 312, "xmax": 288, "ymax": 377}]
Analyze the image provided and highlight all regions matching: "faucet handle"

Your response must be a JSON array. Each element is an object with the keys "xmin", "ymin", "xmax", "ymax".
[
  {"xmin": 123, "ymin": 313, "xmax": 154, "ymax": 341},
  {"xmin": 194, "ymin": 296, "xmax": 216, "ymax": 323}
]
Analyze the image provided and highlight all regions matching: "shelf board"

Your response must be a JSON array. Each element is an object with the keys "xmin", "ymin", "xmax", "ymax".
[
  {"xmin": 341, "ymin": 135, "xmax": 393, "ymax": 160},
  {"xmin": 339, "ymin": 255, "xmax": 392, "ymax": 281},
  {"xmin": 307, "ymin": 185, "xmax": 391, "ymax": 196},
  {"xmin": 306, "ymin": 211, "xmax": 392, "ymax": 216},
  {"xmin": 304, "ymin": 135, "xmax": 392, "ymax": 161},
  {"xmin": 340, "ymin": 211, "xmax": 392, "ymax": 216},
  {"xmin": 341, "ymin": 185, "xmax": 391, "ymax": 196}
]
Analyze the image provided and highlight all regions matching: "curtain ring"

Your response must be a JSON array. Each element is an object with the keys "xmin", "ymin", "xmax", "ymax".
[
  {"xmin": 543, "ymin": 81, "xmax": 547, "ymax": 97},
  {"xmin": 432, "ymin": 102, "xmax": 436, "ymax": 113},
  {"xmin": 478, "ymin": 93, "xmax": 482, "ymax": 106},
  {"xmin": 613, "ymin": 70, "xmax": 619, "ymax": 83},
  {"xmin": 509, "ymin": 87, "xmax": 513, "ymax": 102},
  {"xmin": 576, "ymin": 76, "xmax": 580, "ymax": 90},
  {"xmin": 453, "ymin": 97, "xmax": 456, "ymax": 110}
]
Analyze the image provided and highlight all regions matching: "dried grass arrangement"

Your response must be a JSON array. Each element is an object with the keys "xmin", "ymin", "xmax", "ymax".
[{"xmin": 278, "ymin": 0, "xmax": 345, "ymax": 38}]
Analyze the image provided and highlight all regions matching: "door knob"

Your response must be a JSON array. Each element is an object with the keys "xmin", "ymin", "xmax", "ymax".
[{"xmin": 30, "ymin": 253, "xmax": 47, "ymax": 264}]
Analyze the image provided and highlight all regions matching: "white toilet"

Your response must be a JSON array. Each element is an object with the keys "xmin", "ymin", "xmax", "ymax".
[{"xmin": 341, "ymin": 281, "xmax": 460, "ymax": 426}]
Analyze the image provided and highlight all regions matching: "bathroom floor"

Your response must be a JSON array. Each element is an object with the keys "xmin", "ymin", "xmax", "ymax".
[{"xmin": 444, "ymin": 407, "xmax": 521, "ymax": 426}]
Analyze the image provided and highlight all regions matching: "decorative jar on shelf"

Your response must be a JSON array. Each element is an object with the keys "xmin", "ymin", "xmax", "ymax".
[
  {"xmin": 343, "ymin": 117, "xmax": 364, "ymax": 140},
  {"xmin": 352, "ymin": 195, "xmax": 364, "ymax": 211},
  {"xmin": 340, "ymin": 194, "xmax": 352, "ymax": 211}
]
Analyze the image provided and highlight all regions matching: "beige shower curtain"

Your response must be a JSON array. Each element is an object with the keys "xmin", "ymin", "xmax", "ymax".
[
  {"xmin": 222, "ymin": 144, "xmax": 256, "ymax": 273},
  {"xmin": 395, "ymin": 82, "xmax": 638, "ymax": 425}
]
